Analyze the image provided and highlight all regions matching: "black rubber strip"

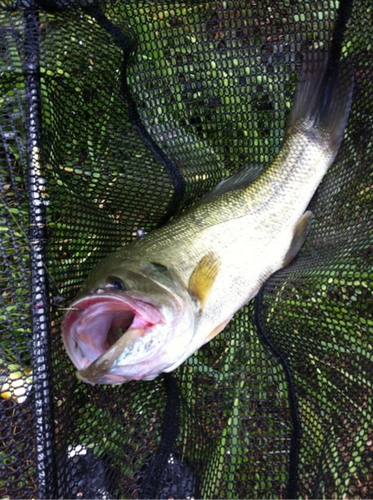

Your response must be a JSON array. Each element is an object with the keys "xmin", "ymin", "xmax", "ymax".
[
  {"xmin": 140, "ymin": 373, "xmax": 180, "ymax": 499},
  {"xmin": 254, "ymin": 280, "xmax": 302, "ymax": 499},
  {"xmin": 23, "ymin": 7, "xmax": 57, "ymax": 499},
  {"xmin": 328, "ymin": 0, "xmax": 354, "ymax": 75},
  {"xmin": 83, "ymin": 5, "xmax": 186, "ymax": 226}
]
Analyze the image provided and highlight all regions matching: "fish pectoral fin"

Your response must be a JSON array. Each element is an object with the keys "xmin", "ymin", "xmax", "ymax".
[
  {"xmin": 283, "ymin": 211, "xmax": 313, "ymax": 268},
  {"xmin": 188, "ymin": 252, "xmax": 220, "ymax": 308}
]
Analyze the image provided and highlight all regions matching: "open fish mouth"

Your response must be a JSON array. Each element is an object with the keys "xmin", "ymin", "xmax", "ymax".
[{"xmin": 61, "ymin": 293, "xmax": 164, "ymax": 373}]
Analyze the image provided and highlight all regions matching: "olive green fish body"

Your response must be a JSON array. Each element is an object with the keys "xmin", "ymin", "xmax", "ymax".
[
  {"xmin": 62, "ymin": 56, "xmax": 353, "ymax": 384},
  {"xmin": 95, "ymin": 129, "xmax": 333, "ymax": 360}
]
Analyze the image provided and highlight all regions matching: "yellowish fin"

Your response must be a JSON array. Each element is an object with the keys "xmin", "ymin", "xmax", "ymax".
[{"xmin": 188, "ymin": 252, "xmax": 220, "ymax": 308}]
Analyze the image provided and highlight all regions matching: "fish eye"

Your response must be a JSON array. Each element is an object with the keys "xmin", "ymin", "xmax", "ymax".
[{"xmin": 105, "ymin": 276, "xmax": 125, "ymax": 290}]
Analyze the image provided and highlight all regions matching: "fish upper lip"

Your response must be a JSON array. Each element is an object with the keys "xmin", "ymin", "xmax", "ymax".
[{"xmin": 61, "ymin": 292, "xmax": 164, "ymax": 373}]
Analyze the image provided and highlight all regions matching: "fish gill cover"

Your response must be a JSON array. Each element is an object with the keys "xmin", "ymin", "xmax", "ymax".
[{"xmin": 0, "ymin": 0, "xmax": 372, "ymax": 498}]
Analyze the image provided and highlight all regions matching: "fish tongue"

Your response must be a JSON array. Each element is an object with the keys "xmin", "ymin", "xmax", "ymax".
[{"xmin": 76, "ymin": 328, "xmax": 145, "ymax": 384}]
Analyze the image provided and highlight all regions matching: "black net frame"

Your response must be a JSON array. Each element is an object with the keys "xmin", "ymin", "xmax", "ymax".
[{"xmin": 0, "ymin": 0, "xmax": 372, "ymax": 498}]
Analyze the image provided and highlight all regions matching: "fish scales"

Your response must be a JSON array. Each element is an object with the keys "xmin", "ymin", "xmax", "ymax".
[
  {"xmin": 61, "ymin": 56, "xmax": 353, "ymax": 384},
  {"xmin": 114, "ymin": 132, "xmax": 333, "ymax": 336}
]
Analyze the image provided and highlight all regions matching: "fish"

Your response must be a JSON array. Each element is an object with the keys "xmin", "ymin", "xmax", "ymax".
[{"xmin": 61, "ymin": 54, "xmax": 353, "ymax": 385}]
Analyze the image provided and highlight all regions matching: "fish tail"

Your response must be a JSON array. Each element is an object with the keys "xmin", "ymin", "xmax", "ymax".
[{"xmin": 287, "ymin": 52, "xmax": 354, "ymax": 152}]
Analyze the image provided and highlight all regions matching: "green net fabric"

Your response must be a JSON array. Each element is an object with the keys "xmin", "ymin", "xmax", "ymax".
[{"xmin": 0, "ymin": 0, "xmax": 372, "ymax": 498}]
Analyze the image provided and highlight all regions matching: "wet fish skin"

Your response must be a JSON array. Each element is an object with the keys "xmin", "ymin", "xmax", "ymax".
[
  {"xmin": 62, "ymin": 55, "xmax": 353, "ymax": 384},
  {"xmin": 63, "ymin": 261, "xmax": 196, "ymax": 383}
]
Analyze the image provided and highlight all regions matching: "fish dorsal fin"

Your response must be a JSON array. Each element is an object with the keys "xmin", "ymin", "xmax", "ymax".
[
  {"xmin": 188, "ymin": 252, "xmax": 220, "ymax": 308},
  {"xmin": 282, "ymin": 211, "xmax": 313, "ymax": 268},
  {"xmin": 196, "ymin": 165, "xmax": 265, "ymax": 206}
]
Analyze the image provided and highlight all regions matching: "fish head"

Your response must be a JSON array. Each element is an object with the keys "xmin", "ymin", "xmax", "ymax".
[{"xmin": 61, "ymin": 259, "xmax": 196, "ymax": 385}]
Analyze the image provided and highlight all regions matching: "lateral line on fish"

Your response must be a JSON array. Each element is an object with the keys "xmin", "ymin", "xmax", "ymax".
[
  {"xmin": 61, "ymin": 52, "xmax": 353, "ymax": 385},
  {"xmin": 188, "ymin": 144, "xmax": 310, "ymax": 228}
]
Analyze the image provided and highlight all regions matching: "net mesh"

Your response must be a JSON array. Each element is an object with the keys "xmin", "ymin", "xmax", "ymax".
[{"xmin": 0, "ymin": 0, "xmax": 372, "ymax": 498}]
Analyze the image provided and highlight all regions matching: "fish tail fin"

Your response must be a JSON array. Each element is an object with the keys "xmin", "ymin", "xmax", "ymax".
[{"xmin": 287, "ymin": 52, "xmax": 354, "ymax": 152}]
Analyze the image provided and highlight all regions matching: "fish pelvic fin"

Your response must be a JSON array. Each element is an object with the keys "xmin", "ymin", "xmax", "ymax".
[
  {"xmin": 287, "ymin": 52, "xmax": 354, "ymax": 153},
  {"xmin": 205, "ymin": 316, "xmax": 232, "ymax": 343},
  {"xmin": 282, "ymin": 211, "xmax": 313, "ymax": 268},
  {"xmin": 188, "ymin": 252, "xmax": 220, "ymax": 308}
]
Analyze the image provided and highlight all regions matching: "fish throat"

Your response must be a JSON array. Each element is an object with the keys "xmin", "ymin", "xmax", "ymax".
[
  {"xmin": 62, "ymin": 294, "xmax": 164, "ymax": 372},
  {"xmin": 106, "ymin": 310, "xmax": 135, "ymax": 347}
]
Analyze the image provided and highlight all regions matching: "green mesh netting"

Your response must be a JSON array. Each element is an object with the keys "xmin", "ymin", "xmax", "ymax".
[{"xmin": 0, "ymin": 0, "xmax": 372, "ymax": 498}]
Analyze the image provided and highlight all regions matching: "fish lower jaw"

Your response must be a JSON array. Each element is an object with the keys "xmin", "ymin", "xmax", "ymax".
[
  {"xmin": 61, "ymin": 294, "xmax": 164, "ymax": 380},
  {"xmin": 76, "ymin": 369, "xmax": 159, "ymax": 386},
  {"xmin": 74, "ymin": 321, "xmax": 196, "ymax": 385},
  {"xmin": 76, "ymin": 348, "xmax": 167, "ymax": 385}
]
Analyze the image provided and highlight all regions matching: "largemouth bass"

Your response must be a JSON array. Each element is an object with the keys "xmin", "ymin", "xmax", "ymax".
[{"xmin": 62, "ymin": 56, "xmax": 353, "ymax": 385}]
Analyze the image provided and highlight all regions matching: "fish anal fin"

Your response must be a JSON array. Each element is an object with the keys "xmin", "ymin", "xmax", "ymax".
[
  {"xmin": 188, "ymin": 252, "xmax": 220, "ymax": 308},
  {"xmin": 283, "ymin": 211, "xmax": 313, "ymax": 268}
]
